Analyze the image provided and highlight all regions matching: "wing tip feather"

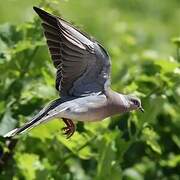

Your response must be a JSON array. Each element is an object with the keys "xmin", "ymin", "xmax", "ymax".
[{"xmin": 33, "ymin": 6, "xmax": 57, "ymax": 24}]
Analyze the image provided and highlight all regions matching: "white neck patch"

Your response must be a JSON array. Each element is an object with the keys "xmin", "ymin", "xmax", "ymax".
[{"xmin": 118, "ymin": 94, "xmax": 129, "ymax": 108}]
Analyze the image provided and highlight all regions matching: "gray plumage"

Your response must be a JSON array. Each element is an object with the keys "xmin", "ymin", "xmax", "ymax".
[{"xmin": 4, "ymin": 7, "xmax": 143, "ymax": 138}]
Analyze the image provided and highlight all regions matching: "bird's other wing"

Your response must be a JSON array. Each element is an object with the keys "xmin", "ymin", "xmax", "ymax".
[{"xmin": 33, "ymin": 7, "xmax": 111, "ymax": 97}]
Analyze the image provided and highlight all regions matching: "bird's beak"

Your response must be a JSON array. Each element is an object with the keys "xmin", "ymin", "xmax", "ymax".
[{"xmin": 139, "ymin": 106, "xmax": 144, "ymax": 113}]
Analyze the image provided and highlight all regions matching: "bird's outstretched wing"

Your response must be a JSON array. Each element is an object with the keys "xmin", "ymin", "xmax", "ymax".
[{"xmin": 33, "ymin": 7, "xmax": 111, "ymax": 97}]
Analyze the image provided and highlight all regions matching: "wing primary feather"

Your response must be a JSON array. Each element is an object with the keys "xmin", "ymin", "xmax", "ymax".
[
  {"xmin": 33, "ymin": 6, "xmax": 111, "ymax": 97},
  {"xmin": 47, "ymin": 40, "xmax": 61, "ymax": 48},
  {"xmin": 44, "ymin": 31, "xmax": 60, "ymax": 41},
  {"xmin": 33, "ymin": 6, "xmax": 58, "ymax": 27}
]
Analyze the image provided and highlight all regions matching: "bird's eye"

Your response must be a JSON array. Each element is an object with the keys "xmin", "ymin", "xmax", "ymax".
[{"xmin": 132, "ymin": 100, "xmax": 139, "ymax": 106}]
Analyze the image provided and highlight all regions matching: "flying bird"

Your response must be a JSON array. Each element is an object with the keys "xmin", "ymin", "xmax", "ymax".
[{"xmin": 4, "ymin": 7, "xmax": 144, "ymax": 139}]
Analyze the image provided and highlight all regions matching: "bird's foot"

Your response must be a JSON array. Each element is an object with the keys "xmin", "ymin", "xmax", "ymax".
[{"xmin": 62, "ymin": 118, "xmax": 75, "ymax": 139}]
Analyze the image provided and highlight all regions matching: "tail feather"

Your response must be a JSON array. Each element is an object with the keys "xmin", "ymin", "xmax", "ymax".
[
  {"xmin": 4, "ymin": 128, "xmax": 19, "ymax": 138},
  {"xmin": 3, "ymin": 98, "xmax": 65, "ymax": 138},
  {"xmin": 4, "ymin": 114, "xmax": 47, "ymax": 138},
  {"xmin": 4, "ymin": 115, "xmax": 49, "ymax": 138}
]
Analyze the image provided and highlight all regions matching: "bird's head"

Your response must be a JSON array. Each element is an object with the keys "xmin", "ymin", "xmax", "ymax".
[{"xmin": 125, "ymin": 95, "xmax": 144, "ymax": 112}]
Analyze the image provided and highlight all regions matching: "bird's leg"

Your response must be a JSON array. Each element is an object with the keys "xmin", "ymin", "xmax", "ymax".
[{"xmin": 62, "ymin": 118, "xmax": 76, "ymax": 138}]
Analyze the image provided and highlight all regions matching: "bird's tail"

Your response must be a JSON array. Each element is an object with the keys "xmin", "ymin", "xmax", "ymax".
[
  {"xmin": 4, "ymin": 114, "xmax": 49, "ymax": 138},
  {"xmin": 3, "ymin": 98, "xmax": 65, "ymax": 138}
]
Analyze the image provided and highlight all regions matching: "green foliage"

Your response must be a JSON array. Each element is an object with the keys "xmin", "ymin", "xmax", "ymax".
[{"xmin": 0, "ymin": 0, "xmax": 180, "ymax": 179}]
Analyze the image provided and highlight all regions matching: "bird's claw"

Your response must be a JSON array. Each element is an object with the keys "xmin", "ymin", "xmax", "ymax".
[
  {"xmin": 62, "ymin": 126, "xmax": 75, "ymax": 138},
  {"xmin": 62, "ymin": 119, "xmax": 75, "ymax": 139}
]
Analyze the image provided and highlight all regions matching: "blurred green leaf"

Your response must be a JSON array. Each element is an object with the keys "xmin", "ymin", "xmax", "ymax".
[
  {"xmin": 0, "ymin": 109, "xmax": 16, "ymax": 136},
  {"xmin": 141, "ymin": 126, "xmax": 162, "ymax": 154},
  {"xmin": 15, "ymin": 152, "xmax": 42, "ymax": 180}
]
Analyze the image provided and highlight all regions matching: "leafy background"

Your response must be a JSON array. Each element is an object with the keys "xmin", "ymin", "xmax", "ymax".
[{"xmin": 0, "ymin": 0, "xmax": 180, "ymax": 179}]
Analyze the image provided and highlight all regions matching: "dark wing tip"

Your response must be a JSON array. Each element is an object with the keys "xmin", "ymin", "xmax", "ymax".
[
  {"xmin": 33, "ymin": 6, "xmax": 58, "ymax": 26},
  {"xmin": 33, "ymin": 6, "xmax": 48, "ymax": 19},
  {"xmin": 33, "ymin": 6, "xmax": 53, "ymax": 17},
  {"xmin": 33, "ymin": 6, "xmax": 51, "ymax": 18},
  {"xmin": 33, "ymin": 6, "xmax": 47, "ymax": 15},
  {"xmin": 33, "ymin": 6, "xmax": 42, "ymax": 14}
]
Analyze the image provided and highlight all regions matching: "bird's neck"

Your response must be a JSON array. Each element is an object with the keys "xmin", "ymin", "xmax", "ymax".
[{"xmin": 107, "ymin": 90, "xmax": 130, "ymax": 113}]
